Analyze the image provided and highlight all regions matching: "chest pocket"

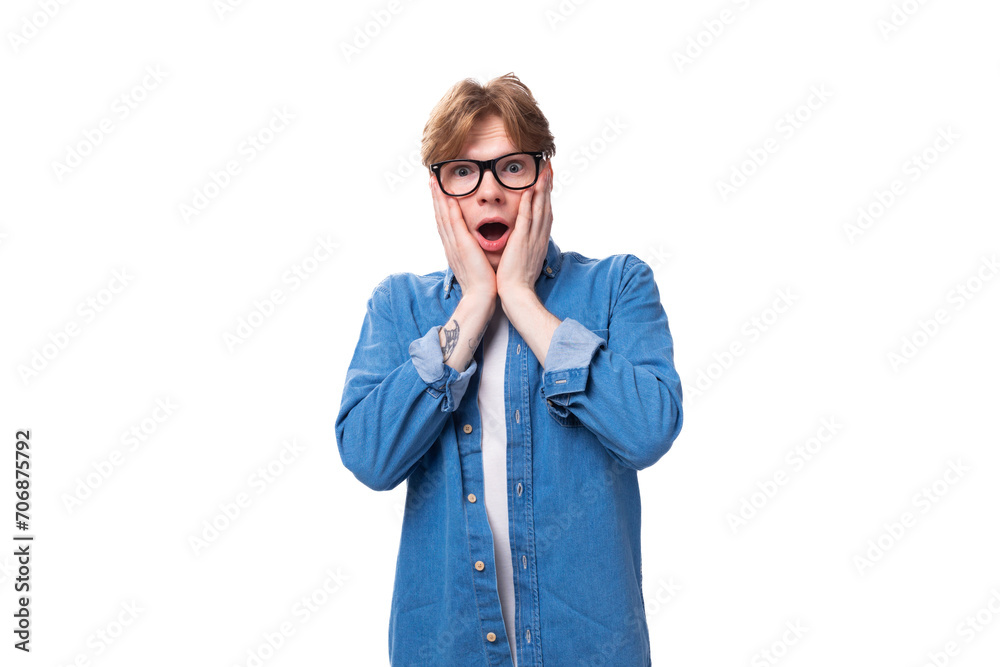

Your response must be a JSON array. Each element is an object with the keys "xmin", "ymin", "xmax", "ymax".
[{"xmin": 546, "ymin": 328, "xmax": 608, "ymax": 428}]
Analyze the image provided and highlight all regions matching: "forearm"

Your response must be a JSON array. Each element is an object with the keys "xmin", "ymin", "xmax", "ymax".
[
  {"xmin": 500, "ymin": 287, "xmax": 561, "ymax": 368},
  {"xmin": 337, "ymin": 360, "xmax": 456, "ymax": 491},
  {"xmin": 439, "ymin": 292, "xmax": 496, "ymax": 372},
  {"xmin": 336, "ymin": 276, "xmax": 480, "ymax": 491},
  {"xmin": 541, "ymin": 323, "xmax": 683, "ymax": 470},
  {"xmin": 537, "ymin": 258, "xmax": 684, "ymax": 470}
]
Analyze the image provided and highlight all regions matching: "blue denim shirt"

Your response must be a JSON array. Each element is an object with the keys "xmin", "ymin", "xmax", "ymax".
[{"xmin": 336, "ymin": 236, "xmax": 683, "ymax": 666}]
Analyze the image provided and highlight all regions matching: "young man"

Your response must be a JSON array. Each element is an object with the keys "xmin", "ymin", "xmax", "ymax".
[{"xmin": 336, "ymin": 73, "xmax": 683, "ymax": 666}]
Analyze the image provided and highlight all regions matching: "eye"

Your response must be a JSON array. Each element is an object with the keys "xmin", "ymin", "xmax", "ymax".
[{"xmin": 504, "ymin": 161, "xmax": 524, "ymax": 174}]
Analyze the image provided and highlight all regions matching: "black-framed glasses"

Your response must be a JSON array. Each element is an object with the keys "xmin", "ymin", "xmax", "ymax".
[{"xmin": 430, "ymin": 151, "xmax": 545, "ymax": 197}]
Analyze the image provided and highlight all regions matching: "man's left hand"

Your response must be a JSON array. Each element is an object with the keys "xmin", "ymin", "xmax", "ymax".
[{"xmin": 496, "ymin": 163, "xmax": 553, "ymax": 301}]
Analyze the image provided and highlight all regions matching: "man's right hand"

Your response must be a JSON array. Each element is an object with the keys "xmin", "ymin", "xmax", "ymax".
[
  {"xmin": 429, "ymin": 175, "xmax": 497, "ymax": 302},
  {"xmin": 429, "ymin": 174, "xmax": 498, "ymax": 372}
]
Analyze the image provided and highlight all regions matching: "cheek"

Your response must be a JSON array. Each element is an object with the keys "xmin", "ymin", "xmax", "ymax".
[
  {"xmin": 513, "ymin": 192, "xmax": 528, "ymax": 214},
  {"xmin": 456, "ymin": 201, "xmax": 475, "ymax": 230}
]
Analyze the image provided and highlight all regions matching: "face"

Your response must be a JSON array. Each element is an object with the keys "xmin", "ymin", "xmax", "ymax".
[{"xmin": 453, "ymin": 114, "xmax": 531, "ymax": 271}]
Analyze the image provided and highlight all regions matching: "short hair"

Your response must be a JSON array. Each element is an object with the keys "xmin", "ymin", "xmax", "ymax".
[{"xmin": 420, "ymin": 72, "xmax": 556, "ymax": 167}]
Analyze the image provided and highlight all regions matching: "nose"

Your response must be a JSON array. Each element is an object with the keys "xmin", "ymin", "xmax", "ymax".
[{"xmin": 476, "ymin": 169, "xmax": 505, "ymax": 205}]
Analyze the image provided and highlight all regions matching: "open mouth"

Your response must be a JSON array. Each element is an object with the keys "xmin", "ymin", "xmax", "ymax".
[{"xmin": 477, "ymin": 221, "xmax": 509, "ymax": 241}]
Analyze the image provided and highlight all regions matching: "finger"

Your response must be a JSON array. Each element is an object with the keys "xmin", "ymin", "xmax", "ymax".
[
  {"xmin": 429, "ymin": 176, "xmax": 440, "ymax": 228},
  {"xmin": 517, "ymin": 186, "xmax": 534, "ymax": 232},
  {"xmin": 506, "ymin": 203, "xmax": 524, "ymax": 243},
  {"xmin": 430, "ymin": 176, "xmax": 448, "ymax": 242},
  {"xmin": 528, "ymin": 169, "xmax": 550, "ymax": 250},
  {"xmin": 541, "ymin": 196, "xmax": 552, "ymax": 244},
  {"xmin": 529, "ymin": 174, "xmax": 546, "ymax": 240},
  {"xmin": 533, "ymin": 175, "xmax": 552, "ymax": 245},
  {"xmin": 432, "ymin": 180, "xmax": 461, "ymax": 272},
  {"xmin": 445, "ymin": 195, "xmax": 469, "ymax": 242},
  {"xmin": 542, "ymin": 168, "xmax": 553, "ymax": 237},
  {"xmin": 435, "ymin": 177, "xmax": 459, "ymax": 245}
]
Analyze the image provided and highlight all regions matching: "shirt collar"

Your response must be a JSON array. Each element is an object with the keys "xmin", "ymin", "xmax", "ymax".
[{"xmin": 444, "ymin": 236, "xmax": 562, "ymax": 298}]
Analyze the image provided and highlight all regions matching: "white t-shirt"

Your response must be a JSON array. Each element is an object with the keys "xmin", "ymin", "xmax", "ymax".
[{"xmin": 477, "ymin": 297, "xmax": 518, "ymax": 666}]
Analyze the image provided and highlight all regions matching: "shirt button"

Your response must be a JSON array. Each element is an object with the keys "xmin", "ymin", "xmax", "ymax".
[
  {"xmin": 475, "ymin": 560, "xmax": 485, "ymax": 571},
  {"xmin": 522, "ymin": 554, "xmax": 527, "ymax": 568},
  {"xmin": 467, "ymin": 493, "xmax": 476, "ymax": 503},
  {"xmin": 486, "ymin": 632, "xmax": 497, "ymax": 642},
  {"xmin": 516, "ymin": 482, "xmax": 522, "ymax": 496},
  {"xmin": 546, "ymin": 399, "xmax": 553, "ymax": 406},
  {"xmin": 515, "ymin": 409, "xmax": 520, "ymax": 423},
  {"xmin": 463, "ymin": 424, "xmax": 473, "ymax": 434},
  {"xmin": 516, "ymin": 343, "xmax": 521, "ymax": 354},
  {"xmin": 545, "ymin": 266, "xmax": 553, "ymax": 275},
  {"xmin": 526, "ymin": 628, "xmax": 531, "ymax": 642}
]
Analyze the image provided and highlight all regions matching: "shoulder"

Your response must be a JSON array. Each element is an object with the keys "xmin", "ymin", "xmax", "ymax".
[
  {"xmin": 367, "ymin": 269, "xmax": 446, "ymax": 308},
  {"xmin": 560, "ymin": 247, "xmax": 649, "ymax": 286}
]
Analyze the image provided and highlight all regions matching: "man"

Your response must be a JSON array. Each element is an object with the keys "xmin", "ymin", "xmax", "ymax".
[{"xmin": 336, "ymin": 73, "xmax": 683, "ymax": 666}]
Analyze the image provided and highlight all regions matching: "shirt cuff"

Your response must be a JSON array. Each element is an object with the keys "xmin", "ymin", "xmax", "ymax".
[
  {"xmin": 540, "ymin": 317, "xmax": 606, "ymax": 415},
  {"xmin": 408, "ymin": 325, "xmax": 477, "ymax": 412}
]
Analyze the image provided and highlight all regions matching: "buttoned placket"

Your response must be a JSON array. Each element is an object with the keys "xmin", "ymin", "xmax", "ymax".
[
  {"xmin": 505, "ymin": 316, "xmax": 542, "ymax": 665},
  {"xmin": 455, "ymin": 322, "xmax": 538, "ymax": 667},
  {"xmin": 449, "ymin": 258, "xmax": 558, "ymax": 666}
]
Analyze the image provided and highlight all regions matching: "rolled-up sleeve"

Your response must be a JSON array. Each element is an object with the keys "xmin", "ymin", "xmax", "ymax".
[
  {"xmin": 537, "ymin": 256, "xmax": 683, "ymax": 470},
  {"xmin": 336, "ymin": 276, "xmax": 478, "ymax": 491},
  {"xmin": 540, "ymin": 318, "xmax": 606, "ymax": 418},
  {"xmin": 409, "ymin": 325, "xmax": 478, "ymax": 413}
]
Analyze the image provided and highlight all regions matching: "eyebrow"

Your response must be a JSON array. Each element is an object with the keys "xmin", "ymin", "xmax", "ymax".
[{"xmin": 449, "ymin": 150, "xmax": 525, "ymax": 161}]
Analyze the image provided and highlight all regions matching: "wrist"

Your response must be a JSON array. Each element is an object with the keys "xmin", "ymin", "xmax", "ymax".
[
  {"xmin": 499, "ymin": 285, "xmax": 537, "ymax": 314},
  {"xmin": 461, "ymin": 290, "xmax": 497, "ymax": 315}
]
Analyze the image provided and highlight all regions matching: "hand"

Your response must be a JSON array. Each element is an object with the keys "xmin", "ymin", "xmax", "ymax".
[
  {"xmin": 429, "ymin": 174, "xmax": 497, "ymax": 301},
  {"xmin": 496, "ymin": 163, "xmax": 553, "ymax": 299}
]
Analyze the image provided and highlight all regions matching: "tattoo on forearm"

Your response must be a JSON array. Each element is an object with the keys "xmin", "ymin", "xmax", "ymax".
[{"xmin": 441, "ymin": 319, "xmax": 460, "ymax": 361}]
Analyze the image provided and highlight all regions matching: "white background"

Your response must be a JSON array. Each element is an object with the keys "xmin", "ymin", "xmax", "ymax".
[{"xmin": 2, "ymin": 0, "xmax": 999, "ymax": 665}]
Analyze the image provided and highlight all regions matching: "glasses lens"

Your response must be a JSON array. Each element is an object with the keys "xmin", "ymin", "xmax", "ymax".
[
  {"xmin": 440, "ymin": 161, "xmax": 479, "ymax": 196},
  {"xmin": 496, "ymin": 153, "xmax": 536, "ymax": 189}
]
